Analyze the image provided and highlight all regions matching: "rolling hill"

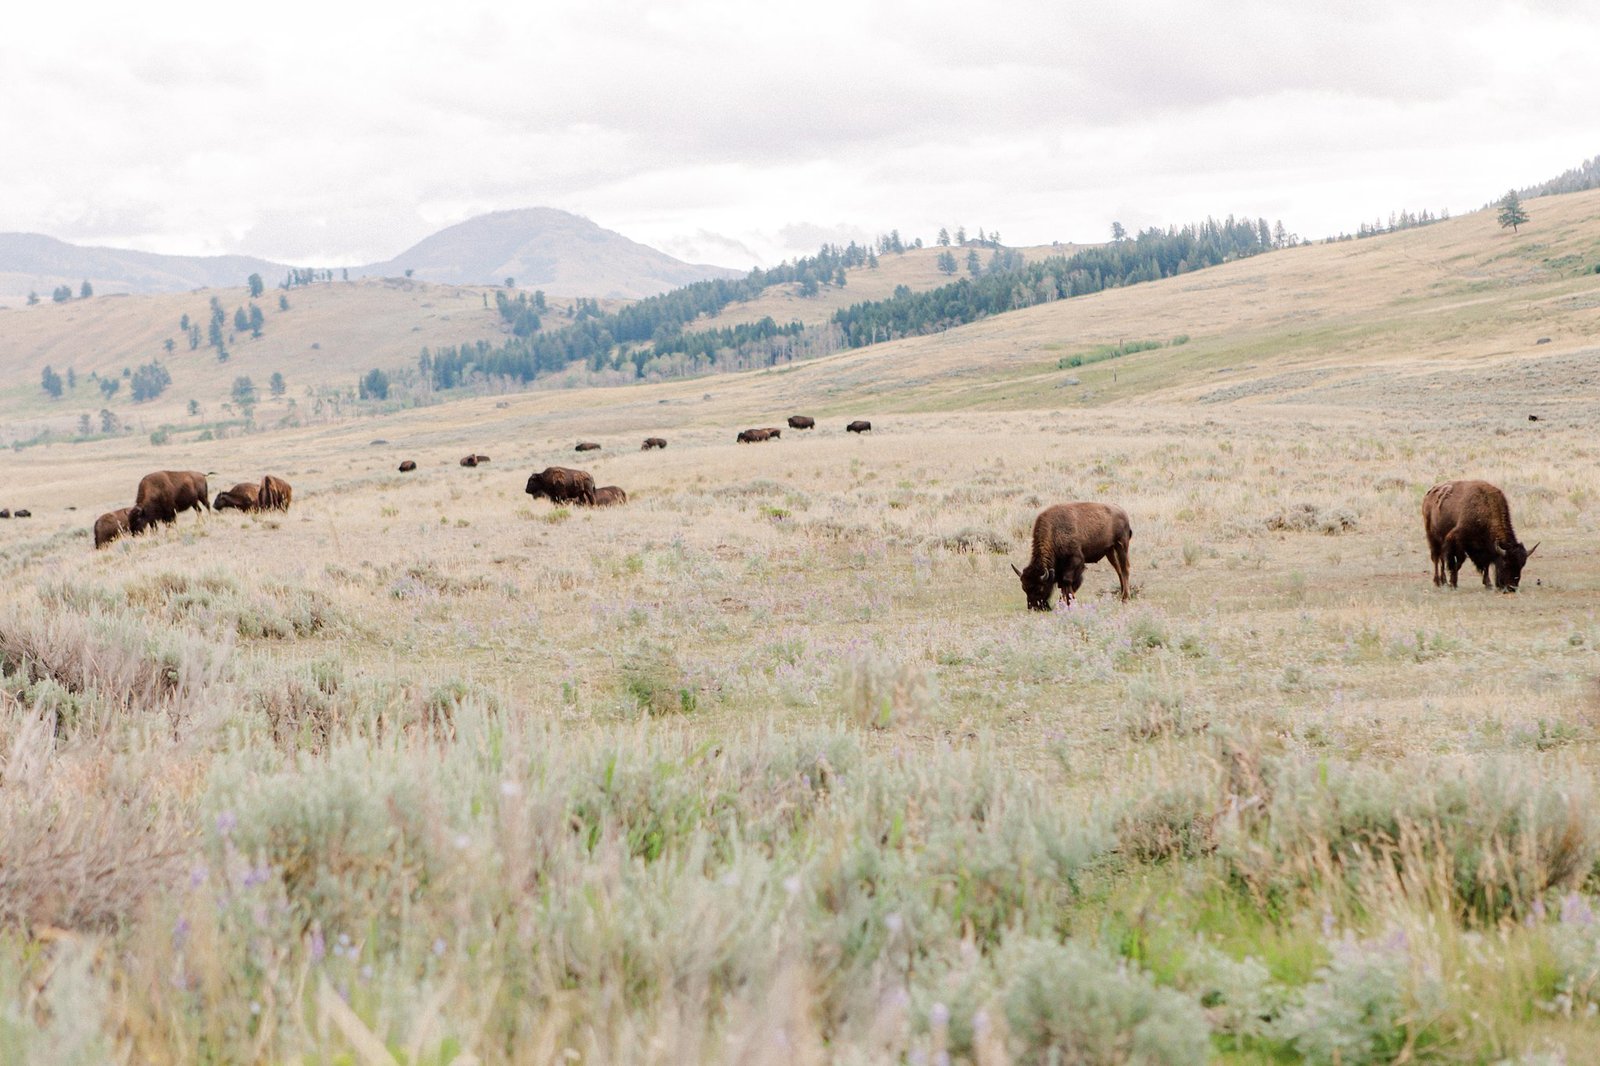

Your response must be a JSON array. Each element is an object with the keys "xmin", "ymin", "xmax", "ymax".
[
  {"xmin": 0, "ymin": 208, "xmax": 741, "ymax": 304},
  {"xmin": 352, "ymin": 208, "xmax": 743, "ymax": 299}
]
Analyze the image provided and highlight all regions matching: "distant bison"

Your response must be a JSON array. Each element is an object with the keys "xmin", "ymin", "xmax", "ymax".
[
  {"xmin": 846, "ymin": 420, "xmax": 872, "ymax": 434},
  {"xmin": 575, "ymin": 442, "xmax": 601, "ymax": 452},
  {"xmin": 1013, "ymin": 502, "xmax": 1132, "ymax": 611},
  {"xmin": 213, "ymin": 482, "xmax": 262, "ymax": 511},
  {"xmin": 459, "ymin": 454, "xmax": 492, "ymax": 466},
  {"xmin": 398, "ymin": 460, "xmax": 417, "ymax": 472},
  {"xmin": 787, "ymin": 415, "xmax": 815, "ymax": 430},
  {"xmin": 1423, "ymin": 479, "xmax": 1537, "ymax": 591},
  {"xmin": 525, "ymin": 466, "xmax": 596, "ymax": 506},
  {"xmin": 641, "ymin": 437, "xmax": 668, "ymax": 450},
  {"xmin": 0, "ymin": 509, "xmax": 9, "ymax": 519},
  {"xmin": 94, "ymin": 508, "xmax": 132, "ymax": 549},
  {"xmin": 737, "ymin": 428, "xmax": 779, "ymax": 443},
  {"xmin": 591, "ymin": 485, "xmax": 628, "ymax": 506},
  {"xmin": 258, "ymin": 475, "xmax": 293, "ymax": 511},
  {"xmin": 12, "ymin": 509, "xmax": 29, "ymax": 518},
  {"xmin": 128, "ymin": 470, "xmax": 210, "ymax": 535}
]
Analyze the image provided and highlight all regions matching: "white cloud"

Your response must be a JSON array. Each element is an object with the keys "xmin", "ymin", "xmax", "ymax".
[{"xmin": 0, "ymin": 0, "xmax": 1594, "ymax": 269}]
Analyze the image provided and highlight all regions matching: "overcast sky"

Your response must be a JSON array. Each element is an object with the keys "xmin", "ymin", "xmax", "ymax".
[{"xmin": 2, "ymin": 0, "xmax": 1594, "ymax": 270}]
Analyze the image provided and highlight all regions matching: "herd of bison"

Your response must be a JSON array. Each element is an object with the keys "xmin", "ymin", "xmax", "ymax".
[{"xmin": 86, "ymin": 411, "xmax": 1538, "ymax": 609}]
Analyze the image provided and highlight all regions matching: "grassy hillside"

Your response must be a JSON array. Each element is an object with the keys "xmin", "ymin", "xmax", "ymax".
[{"xmin": 2, "ymin": 192, "xmax": 1600, "ymax": 1062}]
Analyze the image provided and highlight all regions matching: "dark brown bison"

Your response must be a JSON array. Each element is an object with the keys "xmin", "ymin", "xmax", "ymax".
[
  {"xmin": 398, "ymin": 460, "xmax": 417, "ymax": 472},
  {"xmin": 525, "ymin": 466, "xmax": 596, "ymax": 506},
  {"xmin": 12, "ymin": 510, "xmax": 28, "ymax": 518},
  {"xmin": 213, "ymin": 482, "xmax": 261, "ymax": 512},
  {"xmin": 787, "ymin": 415, "xmax": 815, "ymax": 430},
  {"xmin": 641, "ymin": 437, "xmax": 667, "ymax": 450},
  {"xmin": 128, "ymin": 470, "xmax": 210, "ymax": 534},
  {"xmin": 0, "ymin": 509, "xmax": 10, "ymax": 518},
  {"xmin": 1423, "ymin": 480, "xmax": 1537, "ymax": 591},
  {"xmin": 1012, "ymin": 502, "xmax": 1132, "ymax": 611},
  {"xmin": 258, "ymin": 475, "xmax": 293, "ymax": 511},
  {"xmin": 94, "ymin": 508, "xmax": 132, "ymax": 549},
  {"xmin": 737, "ymin": 428, "xmax": 778, "ymax": 443},
  {"xmin": 846, "ymin": 420, "xmax": 872, "ymax": 434},
  {"xmin": 591, "ymin": 486, "xmax": 628, "ymax": 506},
  {"xmin": 460, "ymin": 454, "xmax": 479, "ymax": 467},
  {"xmin": 575, "ymin": 442, "xmax": 601, "ymax": 452}
]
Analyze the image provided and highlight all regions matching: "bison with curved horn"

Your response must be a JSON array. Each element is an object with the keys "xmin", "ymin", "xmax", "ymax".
[
  {"xmin": 128, "ymin": 470, "xmax": 210, "ymax": 535},
  {"xmin": 1012, "ymin": 502, "xmax": 1132, "ymax": 610},
  {"xmin": 1423, "ymin": 479, "xmax": 1537, "ymax": 591}
]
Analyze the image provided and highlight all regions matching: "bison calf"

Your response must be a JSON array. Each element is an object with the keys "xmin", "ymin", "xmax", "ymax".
[
  {"xmin": 591, "ymin": 486, "xmax": 628, "ymax": 506},
  {"xmin": 1423, "ymin": 480, "xmax": 1537, "ymax": 591},
  {"xmin": 1012, "ymin": 502, "xmax": 1132, "ymax": 610},
  {"xmin": 94, "ymin": 508, "xmax": 132, "ymax": 549},
  {"xmin": 526, "ymin": 466, "xmax": 596, "ymax": 506},
  {"xmin": 846, "ymin": 420, "xmax": 872, "ymax": 434},
  {"xmin": 641, "ymin": 437, "xmax": 667, "ymax": 450},
  {"xmin": 213, "ymin": 481, "xmax": 262, "ymax": 512}
]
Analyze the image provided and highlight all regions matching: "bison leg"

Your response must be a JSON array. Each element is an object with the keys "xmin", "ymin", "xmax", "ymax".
[
  {"xmin": 1111, "ymin": 542, "xmax": 1131, "ymax": 601},
  {"xmin": 1442, "ymin": 532, "xmax": 1463, "ymax": 588}
]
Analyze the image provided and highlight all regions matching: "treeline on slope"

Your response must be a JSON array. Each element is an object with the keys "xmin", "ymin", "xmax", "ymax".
[
  {"xmin": 832, "ymin": 216, "xmax": 1282, "ymax": 348},
  {"xmin": 402, "ymin": 215, "xmax": 1289, "ymax": 393},
  {"xmin": 415, "ymin": 242, "xmax": 879, "ymax": 389},
  {"xmin": 1511, "ymin": 153, "xmax": 1600, "ymax": 201}
]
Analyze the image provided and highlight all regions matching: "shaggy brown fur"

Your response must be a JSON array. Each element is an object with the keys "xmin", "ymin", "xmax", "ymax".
[
  {"xmin": 1012, "ymin": 502, "xmax": 1132, "ymax": 610},
  {"xmin": 846, "ymin": 420, "xmax": 872, "ymax": 434},
  {"xmin": 525, "ymin": 466, "xmax": 596, "ymax": 506},
  {"xmin": 787, "ymin": 416, "xmax": 815, "ymax": 430},
  {"xmin": 591, "ymin": 486, "xmax": 628, "ymax": 506},
  {"xmin": 641, "ymin": 438, "xmax": 668, "ymax": 450},
  {"xmin": 212, "ymin": 482, "xmax": 261, "ymax": 512},
  {"xmin": 737, "ymin": 428, "xmax": 778, "ymax": 443},
  {"xmin": 398, "ymin": 460, "xmax": 417, "ymax": 472},
  {"xmin": 94, "ymin": 508, "xmax": 132, "ymax": 549},
  {"xmin": 128, "ymin": 471, "xmax": 210, "ymax": 534},
  {"xmin": 1423, "ymin": 480, "xmax": 1537, "ymax": 591},
  {"xmin": 258, "ymin": 475, "xmax": 293, "ymax": 511}
]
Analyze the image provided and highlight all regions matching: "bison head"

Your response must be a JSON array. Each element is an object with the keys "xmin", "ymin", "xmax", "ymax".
[
  {"xmin": 127, "ymin": 505, "xmax": 151, "ymax": 535},
  {"xmin": 1012, "ymin": 562, "xmax": 1055, "ymax": 611},
  {"xmin": 1494, "ymin": 539, "xmax": 1538, "ymax": 591},
  {"xmin": 524, "ymin": 474, "xmax": 546, "ymax": 500}
]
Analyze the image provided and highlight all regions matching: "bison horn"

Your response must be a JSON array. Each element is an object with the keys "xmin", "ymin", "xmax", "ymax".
[
  {"xmin": 1010, "ymin": 563, "xmax": 1023, "ymax": 578},
  {"xmin": 1527, "ymin": 541, "xmax": 1540, "ymax": 556}
]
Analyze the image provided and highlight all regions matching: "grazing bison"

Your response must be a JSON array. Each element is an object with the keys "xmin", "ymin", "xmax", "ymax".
[
  {"xmin": 213, "ymin": 482, "xmax": 261, "ymax": 511},
  {"xmin": 641, "ymin": 437, "xmax": 668, "ymax": 450},
  {"xmin": 787, "ymin": 415, "xmax": 815, "ymax": 430},
  {"xmin": 12, "ymin": 510, "xmax": 29, "ymax": 518},
  {"xmin": 1423, "ymin": 480, "xmax": 1537, "ymax": 591},
  {"xmin": 1012, "ymin": 502, "xmax": 1133, "ymax": 611},
  {"xmin": 591, "ymin": 485, "xmax": 628, "ymax": 506},
  {"xmin": 737, "ymin": 428, "xmax": 778, "ymax": 443},
  {"xmin": 460, "ymin": 454, "xmax": 479, "ymax": 467},
  {"xmin": 846, "ymin": 420, "xmax": 872, "ymax": 434},
  {"xmin": 525, "ymin": 466, "xmax": 596, "ymax": 506},
  {"xmin": 575, "ymin": 442, "xmax": 601, "ymax": 452},
  {"xmin": 398, "ymin": 460, "xmax": 417, "ymax": 472},
  {"xmin": 258, "ymin": 475, "xmax": 293, "ymax": 511},
  {"xmin": 94, "ymin": 508, "xmax": 132, "ymax": 549},
  {"xmin": 128, "ymin": 470, "xmax": 210, "ymax": 534}
]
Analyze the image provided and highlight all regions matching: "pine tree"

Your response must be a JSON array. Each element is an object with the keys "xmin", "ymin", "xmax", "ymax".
[
  {"xmin": 269, "ymin": 372, "xmax": 286, "ymax": 397},
  {"xmin": 1498, "ymin": 190, "xmax": 1529, "ymax": 233},
  {"xmin": 40, "ymin": 366, "xmax": 63, "ymax": 398},
  {"xmin": 937, "ymin": 227, "xmax": 951, "ymax": 247},
  {"xmin": 27, "ymin": 291, "xmax": 38, "ymax": 305},
  {"xmin": 80, "ymin": 279, "xmax": 93, "ymax": 298},
  {"xmin": 248, "ymin": 273, "xmax": 264, "ymax": 298}
]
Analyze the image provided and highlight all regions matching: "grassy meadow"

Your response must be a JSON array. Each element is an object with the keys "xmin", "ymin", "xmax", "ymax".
[{"xmin": 2, "ymin": 194, "xmax": 1600, "ymax": 1063}]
